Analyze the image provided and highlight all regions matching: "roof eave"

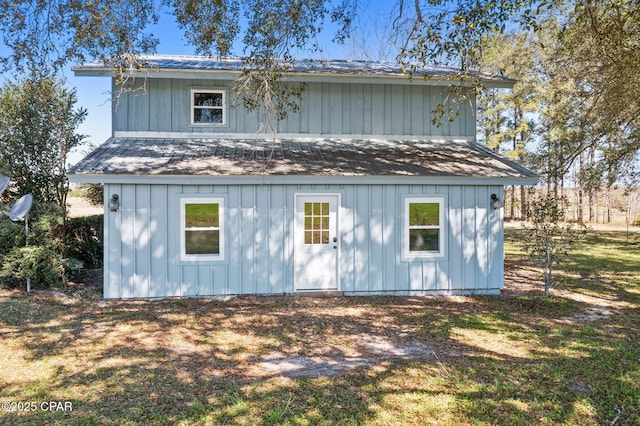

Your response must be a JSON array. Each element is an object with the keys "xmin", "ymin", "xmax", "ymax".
[
  {"xmin": 71, "ymin": 66, "xmax": 515, "ymax": 88},
  {"xmin": 68, "ymin": 173, "xmax": 539, "ymax": 186}
]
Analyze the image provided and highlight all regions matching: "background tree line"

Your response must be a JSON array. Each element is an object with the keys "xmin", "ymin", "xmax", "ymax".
[{"xmin": 474, "ymin": 2, "xmax": 639, "ymax": 224}]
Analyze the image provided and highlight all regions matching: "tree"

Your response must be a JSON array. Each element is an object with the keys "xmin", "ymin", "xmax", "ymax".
[
  {"xmin": 521, "ymin": 194, "xmax": 586, "ymax": 296},
  {"xmin": 477, "ymin": 31, "xmax": 541, "ymax": 219},
  {"xmin": 0, "ymin": 75, "xmax": 87, "ymax": 211},
  {"xmin": 1, "ymin": 1, "xmax": 638, "ymax": 173}
]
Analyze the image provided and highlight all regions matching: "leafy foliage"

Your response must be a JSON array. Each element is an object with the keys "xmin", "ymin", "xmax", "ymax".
[
  {"xmin": 521, "ymin": 194, "xmax": 586, "ymax": 296},
  {"xmin": 169, "ymin": 0, "xmax": 240, "ymax": 56},
  {"xmin": 0, "ymin": 246, "xmax": 66, "ymax": 289},
  {"xmin": 0, "ymin": 210, "xmax": 64, "ymax": 289},
  {"xmin": 1, "ymin": 1, "xmax": 638, "ymax": 188},
  {"xmin": 80, "ymin": 183, "xmax": 104, "ymax": 207},
  {"xmin": 65, "ymin": 215, "xmax": 104, "ymax": 269},
  {"xmin": 0, "ymin": 76, "xmax": 87, "ymax": 208},
  {"xmin": 0, "ymin": 209, "xmax": 102, "ymax": 288},
  {"xmin": 0, "ymin": 0, "xmax": 160, "ymax": 73}
]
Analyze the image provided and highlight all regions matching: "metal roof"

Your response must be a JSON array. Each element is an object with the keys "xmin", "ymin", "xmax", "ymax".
[
  {"xmin": 73, "ymin": 55, "xmax": 514, "ymax": 86},
  {"xmin": 69, "ymin": 137, "xmax": 538, "ymax": 184}
]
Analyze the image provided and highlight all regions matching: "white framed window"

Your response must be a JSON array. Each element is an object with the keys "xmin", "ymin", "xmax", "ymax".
[
  {"xmin": 180, "ymin": 198, "xmax": 224, "ymax": 261},
  {"xmin": 190, "ymin": 89, "xmax": 226, "ymax": 126},
  {"xmin": 403, "ymin": 197, "xmax": 445, "ymax": 259}
]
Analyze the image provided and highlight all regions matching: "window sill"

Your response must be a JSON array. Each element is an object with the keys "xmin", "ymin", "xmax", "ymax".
[{"xmin": 402, "ymin": 253, "xmax": 448, "ymax": 263}]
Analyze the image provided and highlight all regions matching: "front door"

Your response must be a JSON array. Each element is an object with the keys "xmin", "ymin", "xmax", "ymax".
[{"xmin": 294, "ymin": 194, "xmax": 339, "ymax": 291}]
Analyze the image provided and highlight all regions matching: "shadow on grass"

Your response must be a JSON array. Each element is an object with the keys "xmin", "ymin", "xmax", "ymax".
[
  {"xmin": 0, "ymin": 231, "xmax": 638, "ymax": 425},
  {"xmin": 0, "ymin": 292, "xmax": 638, "ymax": 425}
]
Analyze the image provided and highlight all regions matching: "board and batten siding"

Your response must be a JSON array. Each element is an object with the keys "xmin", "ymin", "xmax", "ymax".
[
  {"xmin": 102, "ymin": 182, "xmax": 503, "ymax": 299},
  {"xmin": 112, "ymin": 79, "xmax": 476, "ymax": 137}
]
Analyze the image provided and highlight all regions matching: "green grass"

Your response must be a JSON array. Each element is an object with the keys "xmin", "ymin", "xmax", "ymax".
[{"xmin": 0, "ymin": 229, "xmax": 638, "ymax": 425}]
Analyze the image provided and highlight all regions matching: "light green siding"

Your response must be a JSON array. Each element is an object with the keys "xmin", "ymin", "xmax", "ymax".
[
  {"xmin": 102, "ymin": 182, "xmax": 504, "ymax": 298},
  {"xmin": 113, "ymin": 79, "xmax": 476, "ymax": 137}
]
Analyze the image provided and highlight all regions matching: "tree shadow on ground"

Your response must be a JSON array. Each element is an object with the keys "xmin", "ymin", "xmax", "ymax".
[
  {"xmin": 2, "ymin": 229, "xmax": 639, "ymax": 424},
  {"xmin": 1, "ymin": 283, "xmax": 638, "ymax": 425}
]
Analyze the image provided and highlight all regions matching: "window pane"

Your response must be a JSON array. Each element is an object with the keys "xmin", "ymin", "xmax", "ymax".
[
  {"xmin": 185, "ymin": 230, "xmax": 219, "ymax": 254},
  {"xmin": 409, "ymin": 203, "xmax": 439, "ymax": 226},
  {"xmin": 303, "ymin": 201, "xmax": 331, "ymax": 245},
  {"xmin": 194, "ymin": 108, "xmax": 223, "ymax": 124},
  {"xmin": 185, "ymin": 203, "xmax": 219, "ymax": 227},
  {"xmin": 194, "ymin": 92, "xmax": 222, "ymax": 107},
  {"xmin": 409, "ymin": 229, "xmax": 439, "ymax": 252}
]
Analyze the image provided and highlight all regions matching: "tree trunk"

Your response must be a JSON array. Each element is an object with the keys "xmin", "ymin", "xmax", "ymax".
[
  {"xmin": 588, "ymin": 148, "xmax": 596, "ymax": 222},
  {"xmin": 520, "ymin": 185, "xmax": 527, "ymax": 221},
  {"xmin": 578, "ymin": 150, "xmax": 584, "ymax": 223},
  {"xmin": 510, "ymin": 185, "xmax": 515, "ymax": 219},
  {"xmin": 544, "ymin": 238, "xmax": 553, "ymax": 296}
]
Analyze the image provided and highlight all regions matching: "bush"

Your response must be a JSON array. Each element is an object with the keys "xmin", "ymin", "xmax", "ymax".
[
  {"xmin": 65, "ymin": 215, "xmax": 104, "ymax": 269},
  {"xmin": 28, "ymin": 211, "xmax": 65, "ymax": 249},
  {"xmin": 80, "ymin": 183, "xmax": 104, "ymax": 206},
  {"xmin": 0, "ymin": 219, "xmax": 26, "ymax": 255},
  {"xmin": 0, "ymin": 246, "xmax": 66, "ymax": 289}
]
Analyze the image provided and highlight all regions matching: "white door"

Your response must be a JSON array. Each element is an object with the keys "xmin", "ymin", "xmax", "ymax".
[{"xmin": 294, "ymin": 194, "xmax": 339, "ymax": 291}]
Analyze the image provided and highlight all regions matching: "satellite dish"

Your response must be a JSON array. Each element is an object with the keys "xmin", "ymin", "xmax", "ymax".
[
  {"xmin": 0, "ymin": 175, "xmax": 8, "ymax": 196},
  {"xmin": 5, "ymin": 194, "xmax": 33, "ymax": 222}
]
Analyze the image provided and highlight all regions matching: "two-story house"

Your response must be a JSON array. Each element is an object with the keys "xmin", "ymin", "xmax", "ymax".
[{"xmin": 69, "ymin": 56, "xmax": 538, "ymax": 299}]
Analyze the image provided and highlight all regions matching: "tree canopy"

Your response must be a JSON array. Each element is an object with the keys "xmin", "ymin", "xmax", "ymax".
[
  {"xmin": 0, "ymin": 75, "xmax": 87, "ymax": 209},
  {"xmin": 1, "ymin": 0, "xmax": 638, "ymax": 189}
]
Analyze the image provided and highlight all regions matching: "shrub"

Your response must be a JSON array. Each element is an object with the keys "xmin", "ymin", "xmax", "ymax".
[
  {"xmin": 65, "ymin": 215, "xmax": 104, "ymax": 269},
  {"xmin": 80, "ymin": 183, "xmax": 104, "ymax": 206},
  {"xmin": 0, "ymin": 219, "xmax": 26, "ymax": 255},
  {"xmin": 0, "ymin": 246, "xmax": 66, "ymax": 289}
]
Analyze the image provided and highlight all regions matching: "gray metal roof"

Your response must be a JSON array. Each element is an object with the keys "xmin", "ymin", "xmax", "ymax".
[
  {"xmin": 73, "ymin": 55, "xmax": 514, "ymax": 85},
  {"xmin": 69, "ymin": 138, "xmax": 538, "ymax": 183}
]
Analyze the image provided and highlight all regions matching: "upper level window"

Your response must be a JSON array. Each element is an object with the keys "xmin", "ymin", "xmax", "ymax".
[
  {"xmin": 404, "ymin": 197, "xmax": 445, "ymax": 259},
  {"xmin": 180, "ymin": 198, "xmax": 224, "ymax": 261},
  {"xmin": 191, "ymin": 89, "xmax": 226, "ymax": 126}
]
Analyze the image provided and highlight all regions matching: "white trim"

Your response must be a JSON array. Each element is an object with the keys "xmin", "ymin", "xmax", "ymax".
[
  {"xmin": 293, "ymin": 193, "xmax": 341, "ymax": 292},
  {"xmin": 179, "ymin": 197, "xmax": 225, "ymax": 262},
  {"xmin": 68, "ymin": 173, "xmax": 540, "ymax": 186},
  {"xmin": 402, "ymin": 196, "xmax": 447, "ymax": 261},
  {"xmin": 190, "ymin": 88, "xmax": 227, "ymax": 126},
  {"xmin": 73, "ymin": 68, "xmax": 514, "ymax": 88},
  {"xmin": 112, "ymin": 130, "xmax": 476, "ymax": 143}
]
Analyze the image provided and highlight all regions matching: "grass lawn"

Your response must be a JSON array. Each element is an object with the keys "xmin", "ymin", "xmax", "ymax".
[{"xmin": 0, "ymin": 229, "xmax": 638, "ymax": 425}]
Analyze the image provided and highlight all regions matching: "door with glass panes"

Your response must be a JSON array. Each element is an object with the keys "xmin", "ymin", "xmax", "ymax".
[{"xmin": 294, "ymin": 194, "xmax": 339, "ymax": 291}]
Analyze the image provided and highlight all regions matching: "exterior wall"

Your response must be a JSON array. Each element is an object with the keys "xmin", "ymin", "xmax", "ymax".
[
  {"xmin": 102, "ymin": 182, "xmax": 504, "ymax": 299},
  {"xmin": 112, "ymin": 79, "xmax": 476, "ymax": 138}
]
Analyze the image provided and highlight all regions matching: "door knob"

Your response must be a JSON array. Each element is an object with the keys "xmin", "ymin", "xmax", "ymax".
[{"xmin": 333, "ymin": 237, "xmax": 337, "ymax": 243}]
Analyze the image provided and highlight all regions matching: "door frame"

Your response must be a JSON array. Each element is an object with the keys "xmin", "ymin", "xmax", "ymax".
[{"xmin": 293, "ymin": 192, "xmax": 341, "ymax": 292}]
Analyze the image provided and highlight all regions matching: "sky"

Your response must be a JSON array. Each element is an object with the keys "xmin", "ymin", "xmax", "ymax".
[{"xmin": 63, "ymin": 0, "xmax": 396, "ymax": 164}]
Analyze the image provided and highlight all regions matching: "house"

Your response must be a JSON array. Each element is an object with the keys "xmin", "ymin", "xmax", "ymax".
[{"xmin": 68, "ymin": 56, "xmax": 538, "ymax": 299}]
